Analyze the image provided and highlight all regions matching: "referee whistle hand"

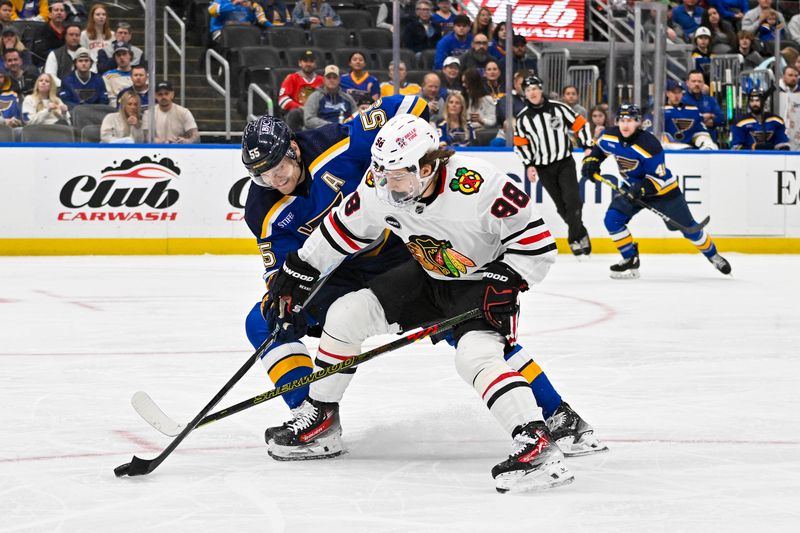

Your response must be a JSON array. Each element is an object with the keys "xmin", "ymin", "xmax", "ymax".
[{"xmin": 526, "ymin": 166, "xmax": 538, "ymax": 182}]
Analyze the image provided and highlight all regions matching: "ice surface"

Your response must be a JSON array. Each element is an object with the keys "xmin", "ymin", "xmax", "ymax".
[{"xmin": 1, "ymin": 254, "xmax": 798, "ymax": 532}]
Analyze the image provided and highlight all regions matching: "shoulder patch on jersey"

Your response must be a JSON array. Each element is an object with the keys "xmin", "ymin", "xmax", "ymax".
[
  {"xmin": 365, "ymin": 169, "xmax": 375, "ymax": 188},
  {"xmin": 406, "ymin": 235, "xmax": 476, "ymax": 278},
  {"xmin": 449, "ymin": 167, "xmax": 483, "ymax": 195}
]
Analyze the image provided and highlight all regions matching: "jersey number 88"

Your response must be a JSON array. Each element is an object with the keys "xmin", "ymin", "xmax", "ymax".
[{"xmin": 491, "ymin": 182, "xmax": 530, "ymax": 218}]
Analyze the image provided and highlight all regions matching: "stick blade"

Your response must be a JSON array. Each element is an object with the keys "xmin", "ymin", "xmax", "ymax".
[
  {"xmin": 113, "ymin": 462, "xmax": 131, "ymax": 477},
  {"xmin": 131, "ymin": 391, "xmax": 184, "ymax": 437}
]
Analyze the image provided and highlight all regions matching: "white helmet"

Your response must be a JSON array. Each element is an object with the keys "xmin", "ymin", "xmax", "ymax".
[{"xmin": 371, "ymin": 114, "xmax": 440, "ymax": 208}]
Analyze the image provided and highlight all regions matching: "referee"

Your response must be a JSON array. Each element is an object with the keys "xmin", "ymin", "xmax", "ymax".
[{"xmin": 514, "ymin": 75, "xmax": 592, "ymax": 257}]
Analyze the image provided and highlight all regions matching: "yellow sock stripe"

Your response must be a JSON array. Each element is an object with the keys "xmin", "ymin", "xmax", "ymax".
[
  {"xmin": 614, "ymin": 235, "xmax": 634, "ymax": 248},
  {"xmin": 267, "ymin": 354, "xmax": 314, "ymax": 384},
  {"xmin": 518, "ymin": 359, "xmax": 543, "ymax": 384},
  {"xmin": 696, "ymin": 236, "xmax": 713, "ymax": 251}
]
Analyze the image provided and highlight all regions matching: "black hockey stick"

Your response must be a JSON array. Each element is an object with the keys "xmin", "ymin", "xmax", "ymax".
[
  {"xmin": 114, "ymin": 277, "xmax": 330, "ymax": 478},
  {"xmin": 593, "ymin": 173, "xmax": 710, "ymax": 234},
  {"xmin": 128, "ymin": 308, "xmax": 483, "ymax": 446}
]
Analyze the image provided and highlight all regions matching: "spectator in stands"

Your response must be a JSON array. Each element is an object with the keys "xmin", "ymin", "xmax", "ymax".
[
  {"xmin": 145, "ymin": 80, "xmax": 199, "ymax": 144},
  {"xmin": 44, "ymin": 21, "xmax": 79, "ymax": 87},
  {"xmin": 483, "ymin": 59, "xmax": 503, "ymax": 103},
  {"xmin": 380, "ymin": 60, "xmax": 420, "ymax": 97},
  {"xmin": 100, "ymin": 90, "xmax": 143, "ymax": 143},
  {"xmin": 731, "ymin": 88, "xmax": 790, "ymax": 150},
  {"xmin": 434, "ymin": 13, "xmax": 471, "ymax": 69},
  {"xmin": 439, "ymin": 55, "xmax": 462, "ymax": 94},
  {"xmin": 2, "ymin": 48, "xmax": 36, "ymax": 96},
  {"xmin": 683, "ymin": 69, "xmax": 724, "ymax": 140},
  {"xmin": 511, "ymin": 35, "xmax": 536, "ymax": 74},
  {"xmin": 9, "ymin": 0, "xmax": 48, "ymax": 21},
  {"xmin": 0, "ymin": 1, "xmax": 14, "ymax": 28},
  {"xmin": 756, "ymin": 8, "xmax": 786, "ymax": 53},
  {"xmin": 672, "ymin": 0, "xmax": 704, "ymax": 42},
  {"xmin": 117, "ymin": 63, "xmax": 148, "ymax": 109},
  {"xmin": 402, "ymin": 1, "xmax": 440, "ymax": 56},
  {"xmin": 102, "ymin": 42, "xmax": 132, "ymax": 107},
  {"xmin": 495, "ymin": 69, "xmax": 526, "ymax": 126},
  {"xmin": 303, "ymin": 64, "xmax": 356, "ymax": 128},
  {"xmin": 589, "ymin": 105, "xmax": 608, "ymax": 141},
  {"xmin": 709, "ymin": 0, "xmax": 747, "ymax": 26},
  {"xmin": 32, "ymin": 2, "xmax": 67, "ymax": 66},
  {"xmin": 208, "ymin": 0, "xmax": 269, "ymax": 44},
  {"xmin": 779, "ymin": 65, "xmax": 800, "ymax": 93},
  {"xmin": 22, "ymin": 72, "xmax": 70, "ymax": 124},
  {"xmin": 462, "ymin": 67, "xmax": 495, "ymax": 130},
  {"xmin": 0, "ymin": 67, "xmax": 23, "ymax": 126},
  {"xmin": 737, "ymin": 30, "xmax": 765, "ymax": 70},
  {"xmin": 80, "ymin": 3, "xmax": 112, "ymax": 64},
  {"xmin": 340, "ymin": 51, "xmax": 379, "ymax": 103},
  {"xmin": 436, "ymin": 91, "xmax": 474, "ymax": 147},
  {"xmin": 692, "ymin": 26, "xmax": 712, "ymax": 83},
  {"xmin": 1, "ymin": 27, "xmax": 32, "ymax": 68},
  {"xmin": 259, "ymin": 0, "xmax": 290, "ymax": 26},
  {"xmin": 376, "ymin": 0, "xmax": 415, "ymax": 32},
  {"xmin": 292, "ymin": 0, "xmax": 340, "ymax": 29},
  {"xmin": 488, "ymin": 22, "xmax": 506, "ymax": 61},
  {"xmin": 471, "ymin": 6, "xmax": 493, "ymax": 39},
  {"xmin": 459, "ymin": 32, "xmax": 491, "ymax": 72},
  {"xmin": 742, "ymin": 0, "xmax": 785, "ymax": 34},
  {"xmin": 431, "ymin": 0, "xmax": 454, "ymax": 35},
  {"xmin": 562, "ymin": 85, "xmax": 587, "ymax": 118},
  {"xmin": 97, "ymin": 22, "xmax": 142, "ymax": 74},
  {"xmin": 278, "ymin": 49, "xmax": 322, "ymax": 131},
  {"xmin": 354, "ymin": 94, "xmax": 372, "ymax": 112},
  {"xmin": 59, "ymin": 47, "xmax": 108, "ymax": 107},
  {"xmin": 420, "ymin": 71, "xmax": 443, "ymax": 123},
  {"xmin": 702, "ymin": 6, "xmax": 737, "ymax": 54}
]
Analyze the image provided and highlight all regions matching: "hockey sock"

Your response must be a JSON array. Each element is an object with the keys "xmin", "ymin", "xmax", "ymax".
[
  {"xmin": 610, "ymin": 228, "xmax": 636, "ymax": 258},
  {"xmin": 504, "ymin": 345, "xmax": 562, "ymax": 419},
  {"xmin": 685, "ymin": 229, "xmax": 718, "ymax": 258},
  {"xmin": 260, "ymin": 341, "xmax": 314, "ymax": 409}
]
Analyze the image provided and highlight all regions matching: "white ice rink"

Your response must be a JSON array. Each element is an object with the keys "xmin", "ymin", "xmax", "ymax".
[{"xmin": 1, "ymin": 253, "xmax": 798, "ymax": 532}]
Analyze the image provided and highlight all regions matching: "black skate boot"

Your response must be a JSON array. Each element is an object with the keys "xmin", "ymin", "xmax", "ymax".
[
  {"xmin": 609, "ymin": 243, "xmax": 640, "ymax": 279},
  {"xmin": 267, "ymin": 398, "xmax": 344, "ymax": 461},
  {"xmin": 708, "ymin": 253, "xmax": 732, "ymax": 275},
  {"xmin": 569, "ymin": 235, "xmax": 592, "ymax": 259},
  {"xmin": 264, "ymin": 404, "xmax": 305, "ymax": 444},
  {"xmin": 491, "ymin": 421, "xmax": 574, "ymax": 493},
  {"xmin": 545, "ymin": 401, "xmax": 609, "ymax": 457}
]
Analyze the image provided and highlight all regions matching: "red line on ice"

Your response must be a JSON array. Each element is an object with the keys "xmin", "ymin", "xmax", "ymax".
[
  {"xmin": 111, "ymin": 430, "xmax": 161, "ymax": 452},
  {"xmin": 534, "ymin": 291, "xmax": 617, "ymax": 334}
]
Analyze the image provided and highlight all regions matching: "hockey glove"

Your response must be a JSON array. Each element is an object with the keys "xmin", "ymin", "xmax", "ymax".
[
  {"xmin": 581, "ymin": 156, "xmax": 602, "ymax": 181},
  {"xmin": 267, "ymin": 251, "xmax": 320, "ymax": 321},
  {"xmin": 623, "ymin": 178, "xmax": 658, "ymax": 201},
  {"xmin": 480, "ymin": 262, "xmax": 529, "ymax": 337}
]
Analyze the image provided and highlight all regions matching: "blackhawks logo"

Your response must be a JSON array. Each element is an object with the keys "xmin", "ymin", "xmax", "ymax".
[
  {"xmin": 406, "ymin": 235, "xmax": 476, "ymax": 278},
  {"xmin": 364, "ymin": 169, "xmax": 375, "ymax": 188},
  {"xmin": 449, "ymin": 167, "xmax": 483, "ymax": 195}
]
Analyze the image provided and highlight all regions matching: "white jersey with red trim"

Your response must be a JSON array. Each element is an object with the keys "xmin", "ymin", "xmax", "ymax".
[{"xmin": 297, "ymin": 154, "xmax": 558, "ymax": 285}]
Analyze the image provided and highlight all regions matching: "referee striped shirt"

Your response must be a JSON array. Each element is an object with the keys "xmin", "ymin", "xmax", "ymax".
[{"xmin": 513, "ymin": 98, "xmax": 593, "ymax": 166}]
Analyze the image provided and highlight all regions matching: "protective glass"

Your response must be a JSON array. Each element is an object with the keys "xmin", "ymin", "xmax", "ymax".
[
  {"xmin": 373, "ymin": 165, "xmax": 431, "ymax": 208},
  {"xmin": 251, "ymin": 157, "xmax": 294, "ymax": 189}
]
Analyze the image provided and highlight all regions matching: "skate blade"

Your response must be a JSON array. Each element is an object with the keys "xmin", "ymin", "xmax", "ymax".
[
  {"xmin": 573, "ymin": 253, "xmax": 591, "ymax": 262},
  {"xmin": 495, "ymin": 461, "xmax": 574, "ymax": 494},
  {"xmin": 558, "ymin": 433, "xmax": 610, "ymax": 457},
  {"xmin": 610, "ymin": 268, "xmax": 639, "ymax": 280},
  {"xmin": 268, "ymin": 435, "xmax": 345, "ymax": 462}
]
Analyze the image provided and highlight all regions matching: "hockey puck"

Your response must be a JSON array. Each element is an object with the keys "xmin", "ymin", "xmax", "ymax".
[{"xmin": 114, "ymin": 463, "xmax": 131, "ymax": 477}]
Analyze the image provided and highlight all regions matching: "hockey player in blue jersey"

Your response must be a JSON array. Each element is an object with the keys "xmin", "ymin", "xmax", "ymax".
[
  {"xmin": 730, "ymin": 88, "xmax": 790, "ymax": 150},
  {"xmin": 240, "ymin": 94, "xmax": 607, "ymax": 459},
  {"xmin": 581, "ymin": 104, "xmax": 731, "ymax": 279},
  {"xmin": 662, "ymin": 79, "xmax": 718, "ymax": 150}
]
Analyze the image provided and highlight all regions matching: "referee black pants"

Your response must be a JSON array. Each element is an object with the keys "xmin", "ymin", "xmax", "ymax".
[{"xmin": 533, "ymin": 157, "xmax": 588, "ymax": 244}]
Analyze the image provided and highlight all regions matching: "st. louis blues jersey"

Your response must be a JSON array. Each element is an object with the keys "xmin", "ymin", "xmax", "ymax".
[
  {"xmin": 730, "ymin": 113, "xmax": 790, "ymax": 150},
  {"xmin": 662, "ymin": 103, "xmax": 715, "ymax": 148},
  {"xmin": 244, "ymin": 94, "xmax": 430, "ymax": 277},
  {"xmin": 297, "ymin": 154, "xmax": 558, "ymax": 286},
  {"xmin": 589, "ymin": 127, "xmax": 678, "ymax": 196}
]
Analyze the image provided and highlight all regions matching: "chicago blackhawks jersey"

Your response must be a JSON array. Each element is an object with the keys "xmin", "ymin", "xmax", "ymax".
[{"xmin": 297, "ymin": 154, "xmax": 558, "ymax": 286}]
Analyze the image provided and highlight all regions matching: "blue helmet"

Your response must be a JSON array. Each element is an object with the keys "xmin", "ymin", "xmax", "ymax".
[
  {"xmin": 241, "ymin": 115, "xmax": 296, "ymax": 186},
  {"xmin": 617, "ymin": 103, "xmax": 642, "ymax": 121}
]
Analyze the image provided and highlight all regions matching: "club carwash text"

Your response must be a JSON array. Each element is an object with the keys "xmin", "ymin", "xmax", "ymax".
[{"xmin": 465, "ymin": 0, "xmax": 584, "ymax": 41}]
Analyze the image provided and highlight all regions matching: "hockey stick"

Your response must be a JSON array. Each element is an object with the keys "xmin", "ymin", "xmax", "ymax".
[
  {"xmin": 115, "ymin": 277, "xmax": 330, "ymax": 478},
  {"xmin": 129, "ymin": 308, "xmax": 483, "ymax": 440},
  {"xmin": 593, "ymin": 173, "xmax": 710, "ymax": 234}
]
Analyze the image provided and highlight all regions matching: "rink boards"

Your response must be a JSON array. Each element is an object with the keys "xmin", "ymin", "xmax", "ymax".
[{"xmin": 0, "ymin": 143, "xmax": 799, "ymax": 255}]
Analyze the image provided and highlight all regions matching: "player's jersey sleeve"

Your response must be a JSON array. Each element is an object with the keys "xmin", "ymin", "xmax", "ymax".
[
  {"xmin": 244, "ymin": 184, "xmax": 305, "ymax": 278},
  {"xmin": 348, "ymin": 94, "xmax": 429, "ymax": 151},
  {"xmin": 767, "ymin": 116, "xmax": 790, "ymax": 148},
  {"xmin": 298, "ymin": 181, "xmax": 387, "ymax": 275},
  {"xmin": 632, "ymin": 134, "xmax": 676, "ymax": 194},
  {"xmin": 555, "ymin": 101, "xmax": 593, "ymax": 147},
  {"xmin": 730, "ymin": 119, "xmax": 750, "ymax": 149},
  {"xmin": 478, "ymin": 176, "xmax": 557, "ymax": 286}
]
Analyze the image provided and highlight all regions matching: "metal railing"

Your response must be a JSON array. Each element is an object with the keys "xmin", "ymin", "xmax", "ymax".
[
  {"xmin": 163, "ymin": 6, "xmax": 186, "ymax": 106},
  {"xmin": 247, "ymin": 84, "xmax": 275, "ymax": 122},
  {"xmin": 205, "ymin": 49, "xmax": 231, "ymax": 140},
  {"xmin": 568, "ymin": 66, "xmax": 600, "ymax": 111},
  {"xmin": 539, "ymin": 49, "xmax": 570, "ymax": 97}
]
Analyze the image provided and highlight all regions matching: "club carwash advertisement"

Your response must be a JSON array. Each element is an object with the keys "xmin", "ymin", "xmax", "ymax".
[{"xmin": 463, "ymin": 0, "xmax": 585, "ymax": 41}]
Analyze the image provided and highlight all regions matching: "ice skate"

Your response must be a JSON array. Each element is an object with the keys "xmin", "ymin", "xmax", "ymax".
[
  {"xmin": 267, "ymin": 399, "xmax": 345, "ymax": 461},
  {"xmin": 708, "ymin": 253, "xmax": 732, "ymax": 275},
  {"xmin": 610, "ymin": 244, "xmax": 640, "ymax": 279},
  {"xmin": 264, "ymin": 404, "xmax": 304, "ymax": 444},
  {"xmin": 569, "ymin": 235, "xmax": 592, "ymax": 260},
  {"xmin": 492, "ymin": 421, "xmax": 574, "ymax": 494},
  {"xmin": 546, "ymin": 401, "xmax": 609, "ymax": 457}
]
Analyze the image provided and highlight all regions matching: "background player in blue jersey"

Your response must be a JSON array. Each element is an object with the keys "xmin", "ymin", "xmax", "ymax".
[
  {"xmin": 581, "ymin": 104, "xmax": 732, "ymax": 279},
  {"xmin": 730, "ymin": 88, "xmax": 790, "ymax": 150},
  {"xmin": 240, "ymin": 95, "xmax": 607, "ymax": 458},
  {"xmin": 662, "ymin": 79, "xmax": 718, "ymax": 150}
]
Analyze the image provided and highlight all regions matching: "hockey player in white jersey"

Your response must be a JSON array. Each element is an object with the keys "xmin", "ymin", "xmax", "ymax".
[{"xmin": 265, "ymin": 114, "xmax": 574, "ymax": 493}]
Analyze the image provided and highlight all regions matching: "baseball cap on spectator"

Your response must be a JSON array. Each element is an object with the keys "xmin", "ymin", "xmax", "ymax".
[
  {"xmin": 443, "ymin": 56, "xmax": 460, "ymax": 68},
  {"xmin": 116, "ymin": 21, "xmax": 131, "ymax": 31},
  {"xmin": 694, "ymin": 27, "xmax": 711, "ymax": 39},
  {"xmin": 300, "ymin": 50, "xmax": 316, "ymax": 61},
  {"xmin": 1, "ymin": 26, "xmax": 19, "ymax": 37},
  {"xmin": 113, "ymin": 42, "xmax": 132, "ymax": 55},
  {"xmin": 453, "ymin": 14, "xmax": 470, "ymax": 26},
  {"xmin": 512, "ymin": 35, "xmax": 527, "ymax": 47},
  {"xmin": 156, "ymin": 80, "xmax": 174, "ymax": 92},
  {"xmin": 666, "ymin": 79, "xmax": 684, "ymax": 92},
  {"xmin": 73, "ymin": 47, "xmax": 92, "ymax": 63},
  {"xmin": 324, "ymin": 65, "xmax": 340, "ymax": 77}
]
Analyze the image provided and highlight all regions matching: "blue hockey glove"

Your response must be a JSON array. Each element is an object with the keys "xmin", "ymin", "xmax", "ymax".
[
  {"xmin": 623, "ymin": 178, "xmax": 657, "ymax": 201},
  {"xmin": 581, "ymin": 156, "xmax": 602, "ymax": 181}
]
